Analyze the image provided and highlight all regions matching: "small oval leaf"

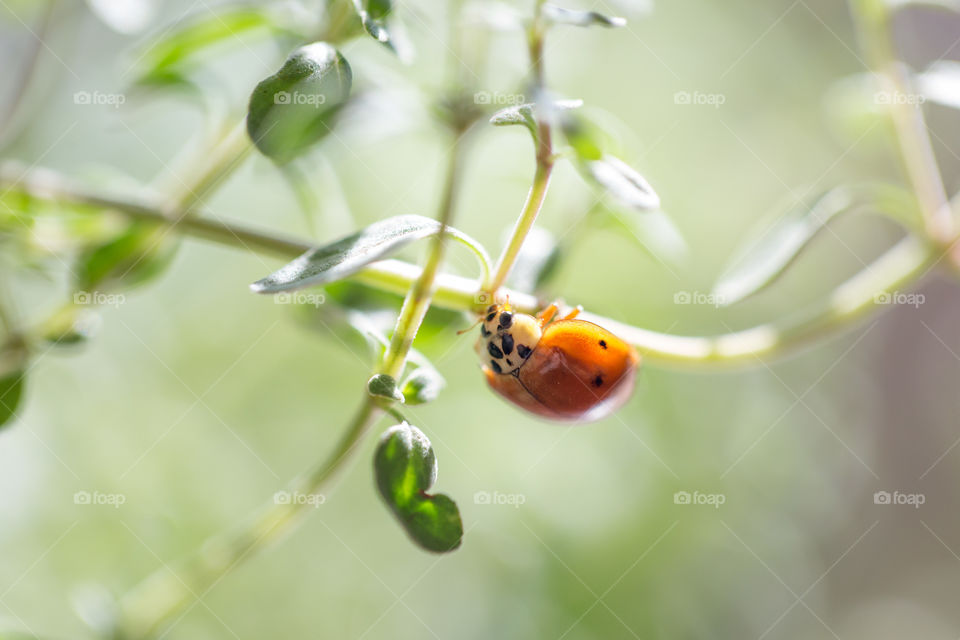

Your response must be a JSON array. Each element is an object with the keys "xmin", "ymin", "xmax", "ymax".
[
  {"xmin": 374, "ymin": 423, "xmax": 463, "ymax": 553},
  {"xmin": 542, "ymin": 4, "xmax": 626, "ymax": 27},
  {"xmin": 247, "ymin": 42, "xmax": 352, "ymax": 164},
  {"xmin": 250, "ymin": 215, "xmax": 488, "ymax": 294},
  {"xmin": 586, "ymin": 155, "xmax": 660, "ymax": 211},
  {"xmin": 367, "ymin": 374, "xmax": 404, "ymax": 403},
  {"xmin": 401, "ymin": 367, "xmax": 445, "ymax": 405},
  {"xmin": 490, "ymin": 99, "xmax": 582, "ymax": 141}
]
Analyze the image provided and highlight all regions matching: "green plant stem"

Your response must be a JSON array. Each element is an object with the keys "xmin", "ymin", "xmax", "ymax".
[
  {"xmin": 0, "ymin": 164, "xmax": 943, "ymax": 368},
  {"xmin": 168, "ymin": 120, "xmax": 254, "ymax": 215},
  {"xmin": 115, "ymin": 396, "xmax": 382, "ymax": 639},
  {"xmin": 380, "ymin": 133, "xmax": 470, "ymax": 379},
  {"xmin": 487, "ymin": 160, "xmax": 552, "ymax": 292},
  {"xmin": 849, "ymin": 0, "xmax": 952, "ymax": 243},
  {"xmin": 487, "ymin": 2, "xmax": 553, "ymax": 292}
]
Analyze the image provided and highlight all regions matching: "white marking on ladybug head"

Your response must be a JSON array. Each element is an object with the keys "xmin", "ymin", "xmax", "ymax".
[{"xmin": 476, "ymin": 305, "xmax": 541, "ymax": 375}]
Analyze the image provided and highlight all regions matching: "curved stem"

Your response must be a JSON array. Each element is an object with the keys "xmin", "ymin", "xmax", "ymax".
[
  {"xmin": 486, "ymin": 0, "xmax": 554, "ymax": 293},
  {"xmin": 849, "ymin": 0, "xmax": 952, "ymax": 242},
  {"xmin": 168, "ymin": 120, "xmax": 254, "ymax": 215},
  {"xmin": 115, "ymin": 396, "xmax": 382, "ymax": 639},
  {"xmin": 381, "ymin": 132, "xmax": 470, "ymax": 378},
  {"xmin": 0, "ymin": 164, "xmax": 944, "ymax": 368},
  {"xmin": 487, "ymin": 160, "xmax": 552, "ymax": 291}
]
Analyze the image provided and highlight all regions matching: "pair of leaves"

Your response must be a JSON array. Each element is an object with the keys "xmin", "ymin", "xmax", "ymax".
[
  {"xmin": 374, "ymin": 423, "xmax": 462, "ymax": 553},
  {"xmin": 713, "ymin": 184, "xmax": 919, "ymax": 306},
  {"xmin": 368, "ymin": 368, "xmax": 445, "ymax": 406},
  {"xmin": 247, "ymin": 43, "xmax": 353, "ymax": 165},
  {"xmin": 250, "ymin": 215, "xmax": 489, "ymax": 293}
]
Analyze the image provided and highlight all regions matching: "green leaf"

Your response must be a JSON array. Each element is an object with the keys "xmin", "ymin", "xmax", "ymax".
[
  {"xmin": 374, "ymin": 423, "xmax": 463, "ymax": 553},
  {"xmin": 712, "ymin": 185, "xmax": 918, "ymax": 306},
  {"xmin": 0, "ymin": 370, "xmax": 24, "ymax": 430},
  {"xmin": 489, "ymin": 99, "xmax": 582, "ymax": 140},
  {"xmin": 367, "ymin": 373, "xmax": 404, "ymax": 403},
  {"xmin": 250, "ymin": 215, "xmax": 489, "ymax": 294},
  {"xmin": 585, "ymin": 155, "xmax": 660, "ymax": 211},
  {"xmin": 350, "ymin": 0, "xmax": 410, "ymax": 58},
  {"xmin": 560, "ymin": 109, "xmax": 659, "ymax": 214},
  {"xmin": 559, "ymin": 109, "xmax": 605, "ymax": 161},
  {"xmin": 133, "ymin": 8, "xmax": 285, "ymax": 85},
  {"xmin": 39, "ymin": 305, "xmax": 100, "ymax": 346},
  {"xmin": 74, "ymin": 224, "xmax": 178, "ymax": 292},
  {"xmin": 542, "ymin": 4, "xmax": 626, "ymax": 27},
  {"xmin": 401, "ymin": 366, "xmax": 445, "ymax": 405},
  {"xmin": 246, "ymin": 42, "xmax": 352, "ymax": 164}
]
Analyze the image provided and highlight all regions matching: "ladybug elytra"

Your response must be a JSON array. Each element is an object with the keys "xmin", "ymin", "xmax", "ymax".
[{"xmin": 476, "ymin": 302, "xmax": 640, "ymax": 422}]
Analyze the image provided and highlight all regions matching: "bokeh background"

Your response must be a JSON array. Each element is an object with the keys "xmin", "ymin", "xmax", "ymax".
[{"xmin": 2, "ymin": 0, "xmax": 960, "ymax": 638}]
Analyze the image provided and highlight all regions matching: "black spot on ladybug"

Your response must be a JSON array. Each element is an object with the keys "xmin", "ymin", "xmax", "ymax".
[
  {"xmin": 501, "ymin": 333, "xmax": 514, "ymax": 355},
  {"xmin": 480, "ymin": 325, "xmax": 491, "ymax": 338},
  {"xmin": 488, "ymin": 342, "xmax": 504, "ymax": 359},
  {"xmin": 489, "ymin": 359, "xmax": 503, "ymax": 374},
  {"xmin": 487, "ymin": 305, "xmax": 497, "ymax": 312},
  {"xmin": 486, "ymin": 312, "xmax": 496, "ymax": 322},
  {"xmin": 593, "ymin": 375, "xmax": 604, "ymax": 387},
  {"xmin": 499, "ymin": 312, "xmax": 513, "ymax": 329},
  {"xmin": 599, "ymin": 340, "xmax": 607, "ymax": 349},
  {"xmin": 506, "ymin": 358, "xmax": 513, "ymax": 366},
  {"xmin": 516, "ymin": 344, "xmax": 532, "ymax": 359}
]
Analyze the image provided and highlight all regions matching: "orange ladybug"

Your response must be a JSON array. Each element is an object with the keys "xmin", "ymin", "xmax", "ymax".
[{"xmin": 476, "ymin": 302, "xmax": 640, "ymax": 422}]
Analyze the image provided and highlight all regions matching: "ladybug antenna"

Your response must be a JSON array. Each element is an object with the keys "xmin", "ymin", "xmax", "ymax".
[{"xmin": 456, "ymin": 316, "xmax": 484, "ymax": 336}]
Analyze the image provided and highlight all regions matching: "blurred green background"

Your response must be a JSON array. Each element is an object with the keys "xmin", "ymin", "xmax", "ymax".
[{"xmin": 2, "ymin": 0, "xmax": 960, "ymax": 638}]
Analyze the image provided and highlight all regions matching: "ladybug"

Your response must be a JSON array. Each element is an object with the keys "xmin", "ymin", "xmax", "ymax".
[{"xmin": 475, "ymin": 302, "xmax": 640, "ymax": 422}]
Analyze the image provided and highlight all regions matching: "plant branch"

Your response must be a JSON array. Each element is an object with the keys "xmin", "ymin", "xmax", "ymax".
[
  {"xmin": 487, "ymin": 1, "xmax": 554, "ymax": 292},
  {"xmin": 0, "ymin": 164, "xmax": 943, "ymax": 368},
  {"xmin": 848, "ymin": 0, "xmax": 952, "ymax": 243},
  {"xmin": 380, "ymin": 131, "xmax": 471, "ymax": 379},
  {"xmin": 115, "ymin": 396, "xmax": 383, "ymax": 639}
]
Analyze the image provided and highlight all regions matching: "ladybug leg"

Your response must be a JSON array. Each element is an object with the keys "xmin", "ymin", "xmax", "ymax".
[
  {"xmin": 536, "ymin": 303, "xmax": 559, "ymax": 328},
  {"xmin": 561, "ymin": 305, "xmax": 583, "ymax": 321}
]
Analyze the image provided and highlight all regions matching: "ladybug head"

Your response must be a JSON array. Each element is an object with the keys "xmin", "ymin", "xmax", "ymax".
[{"xmin": 476, "ymin": 303, "xmax": 542, "ymax": 375}]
